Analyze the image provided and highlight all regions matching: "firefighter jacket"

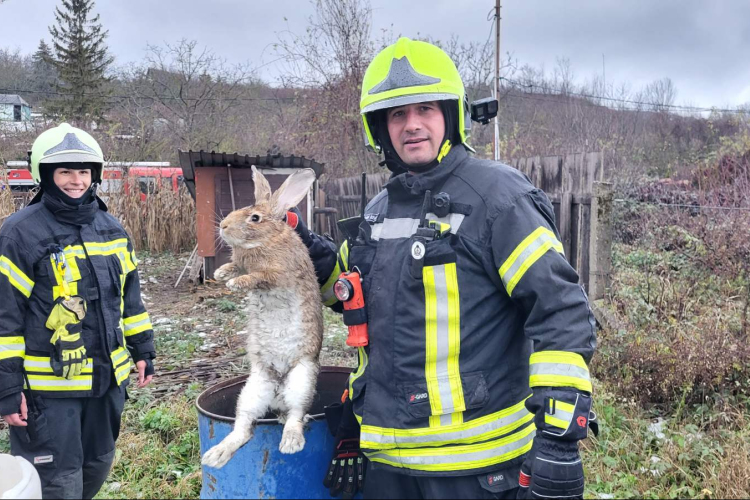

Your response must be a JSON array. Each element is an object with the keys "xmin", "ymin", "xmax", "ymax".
[
  {"xmin": 0, "ymin": 194, "xmax": 155, "ymax": 402},
  {"xmin": 313, "ymin": 146, "xmax": 597, "ymax": 477}
]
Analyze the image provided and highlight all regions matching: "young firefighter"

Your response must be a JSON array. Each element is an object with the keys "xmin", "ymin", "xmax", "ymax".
[
  {"xmin": 0, "ymin": 123, "xmax": 156, "ymax": 499},
  {"xmin": 291, "ymin": 38, "xmax": 598, "ymax": 499}
]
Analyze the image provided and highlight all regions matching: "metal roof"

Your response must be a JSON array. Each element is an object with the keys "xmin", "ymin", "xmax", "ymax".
[{"xmin": 0, "ymin": 94, "xmax": 30, "ymax": 107}]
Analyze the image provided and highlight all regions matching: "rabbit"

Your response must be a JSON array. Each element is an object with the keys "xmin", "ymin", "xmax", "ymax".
[{"xmin": 201, "ymin": 166, "xmax": 323, "ymax": 469}]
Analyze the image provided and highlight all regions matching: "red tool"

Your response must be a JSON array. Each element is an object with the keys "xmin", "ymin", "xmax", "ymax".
[{"xmin": 334, "ymin": 270, "xmax": 369, "ymax": 347}]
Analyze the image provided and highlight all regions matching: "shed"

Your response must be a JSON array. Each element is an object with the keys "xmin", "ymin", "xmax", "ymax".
[
  {"xmin": 178, "ymin": 150, "xmax": 325, "ymax": 279},
  {"xmin": 0, "ymin": 94, "xmax": 32, "ymax": 122}
]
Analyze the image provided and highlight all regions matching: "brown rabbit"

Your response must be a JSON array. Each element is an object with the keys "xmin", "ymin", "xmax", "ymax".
[{"xmin": 201, "ymin": 166, "xmax": 323, "ymax": 469}]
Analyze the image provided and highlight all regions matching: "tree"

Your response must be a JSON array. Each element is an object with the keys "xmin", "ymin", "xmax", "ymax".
[
  {"xmin": 47, "ymin": 0, "xmax": 113, "ymax": 124},
  {"xmin": 32, "ymin": 40, "xmax": 58, "ymax": 103}
]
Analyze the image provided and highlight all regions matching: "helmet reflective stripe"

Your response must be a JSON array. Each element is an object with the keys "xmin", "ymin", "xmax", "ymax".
[
  {"xmin": 368, "ymin": 57, "xmax": 441, "ymax": 96},
  {"xmin": 30, "ymin": 123, "xmax": 104, "ymax": 183},
  {"xmin": 360, "ymin": 37, "xmax": 471, "ymax": 153}
]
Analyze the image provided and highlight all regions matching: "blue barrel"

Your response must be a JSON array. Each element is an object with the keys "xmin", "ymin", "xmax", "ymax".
[{"xmin": 197, "ymin": 366, "xmax": 352, "ymax": 499}]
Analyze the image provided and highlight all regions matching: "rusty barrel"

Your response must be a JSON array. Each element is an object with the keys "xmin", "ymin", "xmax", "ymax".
[{"xmin": 197, "ymin": 367, "xmax": 351, "ymax": 499}]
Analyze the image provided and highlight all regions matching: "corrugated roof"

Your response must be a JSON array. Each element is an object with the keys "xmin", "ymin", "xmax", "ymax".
[{"xmin": 0, "ymin": 94, "xmax": 30, "ymax": 107}]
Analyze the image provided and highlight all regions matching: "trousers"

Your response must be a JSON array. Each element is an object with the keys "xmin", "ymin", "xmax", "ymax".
[{"xmin": 9, "ymin": 384, "xmax": 126, "ymax": 499}]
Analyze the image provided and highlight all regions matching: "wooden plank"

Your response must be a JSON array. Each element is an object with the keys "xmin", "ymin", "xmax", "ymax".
[
  {"xmin": 588, "ymin": 182, "xmax": 614, "ymax": 301},
  {"xmin": 195, "ymin": 167, "xmax": 224, "ymax": 258},
  {"xmin": 578, "ymin": 203, "xmax": 592, "ymax": 292},
  {"xmin": 559, "ymin": 192, "xmax": 572, "ymax": 258}
]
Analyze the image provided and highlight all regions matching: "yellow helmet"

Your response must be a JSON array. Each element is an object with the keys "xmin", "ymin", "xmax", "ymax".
[
  {"xmin": 29, "ymin": 123, "xmax": 104, "ymax": 183},
  {"xmin": 360, "ymin": 37, "xmax": 470, "ymax": 153}
]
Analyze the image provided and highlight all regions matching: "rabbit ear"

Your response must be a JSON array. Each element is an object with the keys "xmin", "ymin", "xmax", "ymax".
[
  {"xmin": 252, "ymin": 166, "xmax": 272, "ymax": 203},
  {"xmin": 271, "ymin": 168, "xmax": 316, "ymax": 218}
]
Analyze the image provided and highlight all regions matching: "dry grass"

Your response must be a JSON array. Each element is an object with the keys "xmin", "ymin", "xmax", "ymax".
[
  {"xmin": 107, "ymin": 176, "xmax": 196, "ymax": 253},
  {"xmin": 0, "ymin": 169, "xmax": 13, "ymax": 228}
]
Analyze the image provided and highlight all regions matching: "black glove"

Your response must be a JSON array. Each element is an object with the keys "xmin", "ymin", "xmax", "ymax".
[
  {"xmin": 323, "ymin": 398, "xmax": 366, "ymax": 498},
  {"xmin": 517, "ymin": 388, "xmax": 597, "ymax": 499}
]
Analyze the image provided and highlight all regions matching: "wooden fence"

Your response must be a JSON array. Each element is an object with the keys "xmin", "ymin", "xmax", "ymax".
[{"xmin": 317, "ymin": 151, "xmax": 613, "ymax": 300}]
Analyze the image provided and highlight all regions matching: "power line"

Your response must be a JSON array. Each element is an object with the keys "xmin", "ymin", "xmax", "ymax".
[
  {"xmin": 0, "ymin": 87, "xmax": 310, "ymax": 103},
  {"xmin": 500, "ymin": 77, "xmax": 748, "ymax": 115}
]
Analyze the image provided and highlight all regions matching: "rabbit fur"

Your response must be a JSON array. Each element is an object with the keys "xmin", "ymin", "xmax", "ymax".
[{"xmin": 201, "ymin": 166, "xmax": 323, "ymax": 469}]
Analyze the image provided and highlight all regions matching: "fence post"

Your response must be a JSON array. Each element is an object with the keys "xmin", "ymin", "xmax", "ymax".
[{"xmin": 588, "ymin": 181, "xmax": 613, "ymax": 301}]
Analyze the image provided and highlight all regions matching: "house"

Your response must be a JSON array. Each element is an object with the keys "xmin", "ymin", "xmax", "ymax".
[{"xmin": 0, "ymin": 94, "xmax": 32, "ymax": 122}]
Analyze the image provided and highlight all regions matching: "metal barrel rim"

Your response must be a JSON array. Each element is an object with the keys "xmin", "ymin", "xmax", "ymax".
[{"xmin": 195, "ymin": 365, "xmax": 353, "ymax": 424}]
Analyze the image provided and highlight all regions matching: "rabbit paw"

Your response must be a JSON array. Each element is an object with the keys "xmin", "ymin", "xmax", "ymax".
[
  {"xmin": 214, "ymin": 266, "xmax": 236, "ymax": 282},
  {"xmin": 202, "ymin": 443, "xmax": 236, "ymax": 469},
  {"xmin": 226, "ymin": 276, "xmax": 250, "ymax": 292},
  {"xmin": 279, "ymin": 427, "xmax": 305, "ymax": 454}
]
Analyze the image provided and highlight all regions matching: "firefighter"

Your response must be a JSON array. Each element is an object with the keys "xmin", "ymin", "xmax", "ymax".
[
  {"xmin": 293, "ymin": 38, "xmax": 597, "ymax": 499},
  {"xmin": 0, "ymin": 123, "xmax": 156, "ymax": 499}
]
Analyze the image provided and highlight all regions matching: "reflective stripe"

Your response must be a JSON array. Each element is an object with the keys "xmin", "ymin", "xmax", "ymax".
[
  {"xmin": 545, "ymin": 400, "xmax": 575, "ymax": 431},
  {"xmin": 115, "ymin": 361, "xmax": 131, "ymax": 384},
  {"xmin": 0, "ymin": 256, "xmax": 34, "ymax": 298},
  {"xmin": 349, "ymin": 347, "xmax": 368, "ymax": 402},
  {"xmin": 52, "ymin": 281, "xmax": 78, "ymax": 301},
  {"xmin": 366, "ymin": 423, "xmax": 535, "ymax": 472},
  {"xmin": 0, "ymin": 336, "xmax": 25, "ymax": 361},
  {"xmin": 339, "ymin": 240, "xmax": 350, "ymax": 271},
  {"xmin": 361, "ymin": 398, "xmax": 533, "ymax": 450},
  {"xmin": 24, "ymin": 355, "xmax": 93, "ymax": 374},
  {"xmin": 423, "ymin": 264, "xmax": 464, "ymax": 425},
  {"xmin": 370, "ymin": 214, "xmax": 465, "ymax": 241},
  {"xmin": 111, "ymin": 346, "xmax": 132, "ymax": 386},
  {"xmin": 123, "ymin": 312, "xmax": 152, "ymax": 336},
  {"xmin": 84, "ymin": 239, "xmax": 136, "ymax": 273},
  {"xmin": 321, "ymin": 261, "xmax": 342, "ymax": 307},
  {"xmin": 499, "ymin": 227, "xmax": 564, "ymax": 296},
  {"xmin": 529, "ymin": 351, "xmax": 592, "ymax": 393},
  {"xmin": 25, "ymin": 374, "xmax": 93, "ymax": 391}
]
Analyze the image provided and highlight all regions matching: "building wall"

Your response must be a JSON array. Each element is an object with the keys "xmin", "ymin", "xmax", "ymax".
[{"xmin": 0, "ymin": 103, "xmax": 32, "ymax": 122}]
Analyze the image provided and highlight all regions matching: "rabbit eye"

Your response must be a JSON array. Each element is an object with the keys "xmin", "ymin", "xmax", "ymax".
[{"xmin": 250, "ymin": 214, "xmax": 262, "ymax": 222}]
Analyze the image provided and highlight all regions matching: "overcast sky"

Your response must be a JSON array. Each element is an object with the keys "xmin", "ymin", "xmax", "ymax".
[{"xmin": 1, "ymin": 0, "xmax": 749, "ymax": 108}]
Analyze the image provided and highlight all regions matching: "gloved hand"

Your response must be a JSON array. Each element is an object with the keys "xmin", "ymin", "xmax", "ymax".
[
  {"xmin": 285, "ymin": 208, "xmax": 313, "ymax": 246},
  {"xmin": 517, "ymin": 388, "xmax": 597, "ymax": 499},
  {"xmin": 46, "ymin": 296, "xmax": 88, "ymax": 379},
  {"xmin": 323, "ymin": 397, "xmax": 366, "ymax": 498}
]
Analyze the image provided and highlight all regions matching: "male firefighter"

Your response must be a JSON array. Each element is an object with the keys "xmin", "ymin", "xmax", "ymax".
[
  {"xmin": 291, "ymin": 38, "xmax": 597, "ymax": 499},
  {"xmin": 0, "ymin": 123, "xmax": 156, "ymax": 499}
]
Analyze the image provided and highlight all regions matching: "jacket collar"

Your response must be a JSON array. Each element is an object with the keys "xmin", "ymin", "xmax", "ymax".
[{"xmin": 385, "ymin": 146, "xmax": 469, "ymax": 200}]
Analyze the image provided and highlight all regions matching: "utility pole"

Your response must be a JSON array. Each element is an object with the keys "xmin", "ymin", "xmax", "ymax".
[{"xmin": 494, "ymin": 0, "xmax": 501, "ymax": 161}]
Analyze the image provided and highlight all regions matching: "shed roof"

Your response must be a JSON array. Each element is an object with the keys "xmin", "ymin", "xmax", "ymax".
[{"xmin": 0, "ymin": 94, "xmax": 30, "ymax": 107}]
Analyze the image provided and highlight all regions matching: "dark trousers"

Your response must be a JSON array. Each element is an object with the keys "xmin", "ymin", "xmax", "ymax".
[
  {"xmin": 9, "ymin": 384, "xmax": 126, "ymax": 499},
  {"xmin": 363, "ymin": 462, "xmax": 521, "ymax": 500}
]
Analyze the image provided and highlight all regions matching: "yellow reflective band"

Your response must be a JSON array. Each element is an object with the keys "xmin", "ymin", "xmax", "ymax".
[
  {"xmin": 24, "ymin": 355, "xmax": 93, "ymax": 374},
  {"xmin": 339, "ymin": 240, "xmax": 350, "ymax": 272},
  {"xmin": 52, "ymin": 281, "xmax": 78, "ymax": 301},
  {"xmin": 545, "ymin": 414, "xmax": 569, "ymax": 430},
  {"xmin": 366, "ymin": 423, "xmax": 535, "ymax": 472},
  {"xmin": 361, "ymin": 397, "xmax": 532, "ymax": 450},
  {"xmin": 423, "ymin": 264, "xmax": 464, "ymax": 426},
  {"xmin": 321, "ymin": 261, "xmax": 342, "ymax": 307},
  {"xmin": 25, "ymin": 374, "xmax": 93, "ymax": 392},
  {"xmin": 349, "ymin": 347, "xmax": 368, "ymax": 402},
  {"xmin": 123, "ymin": 312, "xmax": 152, "ymax": 336},
  {"xmin": 0, "ymin": 336, "xmax": 25, "ymax": 361},
  {"xmin": 0, "ymin": 256, "xmax": 34, "ymax": 298},
  {"xmin": 499, "ymin": 227, "xmax": 564, "ymax": 296},
  {"xmin": 556, "ymin": 400, "xmax": 575, "ymax": 414},
  {"xmin": 437, "ymin": 140, "xmax": 452, "ymax": 163},
  {"xmin": 84, "ymin": 239, "xmax": 136, "ymax": 273},
  {"xmin": 115, "ymin": 361, "xmax": 131, "ymax": 384},
  {"xmin": 529, "ymin": 351, "xmax": 592, "ymax": 393}
]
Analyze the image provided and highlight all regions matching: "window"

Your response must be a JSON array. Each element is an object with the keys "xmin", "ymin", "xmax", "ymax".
[{"xmin": 13, "ymin": 105, "xmax": 21, "ymax": 122}]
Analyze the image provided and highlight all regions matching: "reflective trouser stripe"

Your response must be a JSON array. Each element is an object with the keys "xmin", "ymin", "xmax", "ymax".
[
  {"xmin": 529, "ymin": 351, "xmax": 592, "ymax": 393},
  {"xmin": 24, "ymin": 355, "xmax": 93, "ymax": 374},
  {"xmin": 25, "ymin": 374, "xmax": 93, "ymax": 391},
  {"xmin": 365, "ymin": 423, "xmax": 535, "ymax": 472},
  {"xmin": 423, "ymin": 263, "xmax": 464, "ymax": 427},
  {"xmin": 499, "ymin": 227, "xmax": 564, "ymax": 296},
  {"xmin": 0, "ymin": 337, "xmax": 25, "ymax": 361},
  {"xmin": 361, "ymin": 398, "xmax": 533, "ymax": 450},
  {"xmin": 124, "ymin": 312, "xmax": 152, "ymax": 336},
  {"xmin": 0, "ymin": 256, "xmax": 34, "ymax": 298}
]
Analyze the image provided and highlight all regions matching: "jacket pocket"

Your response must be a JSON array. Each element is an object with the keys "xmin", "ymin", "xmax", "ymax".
[{"xmin": 399, "ymin": 372, "xmax": 489, "ymax": 420}]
